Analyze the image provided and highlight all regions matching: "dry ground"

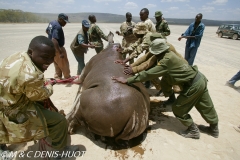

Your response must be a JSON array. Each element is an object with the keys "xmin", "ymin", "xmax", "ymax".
[{"xmin": 0, "ymin": 23, "xmax": 240, "ymax": 160}]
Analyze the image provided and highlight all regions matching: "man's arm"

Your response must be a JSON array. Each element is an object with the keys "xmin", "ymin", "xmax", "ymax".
[
  {"xmin": 24, "ymin": 79, "xmax": 54, "ymax": 101},
  {"xmin": 78, "ymin": 34, "xmax": 95, "ymax": 48},
  {"xmin": 178, "ymin": 25, "xmax": 193, "ymax": 41},
  {"xmin": 127, "ymin": 36, "xmax": 149, "ymax": 60},
  {"xmin": 116, "ymin": 23, "xmax": 124, "ymax": 36},
  {"xmin": 131, "ymin": 55, "xmax": 157, "ymax": 74},
  {"xmin": 52, "ymin": 38, "xmax": 64, "ymax": 58},
  {"xmin": 127, "ymin": 65, "xmax": 167, "ymax": 84},
  {"xmin": 112, "ymin": 64, "xmax": 167, "ymax": 84},
  {"xmin": 121, "ymin": 38, "xmax": 142, "ymax": 55}
]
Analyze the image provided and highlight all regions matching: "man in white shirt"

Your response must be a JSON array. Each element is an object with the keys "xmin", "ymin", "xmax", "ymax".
[{"xmin": 140, "ymin": 8, "xmax": 156, "ymax": 32}]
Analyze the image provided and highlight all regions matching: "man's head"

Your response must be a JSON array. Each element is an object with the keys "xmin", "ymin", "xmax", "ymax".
[
  {"xmin": 82, "ymin": 20, "xmax": 90, "ymax": 32},
  {"xmin": 88, "ymin": 15, "xmax": 96, "ymax": 23},
  {"xmin": 195, "ymin": 13, "xmax": 203, "ymax": 24},
  {"xmin": 133, "ymin": 22, "xmax": 148, "ymax": 38},
  {"xmin": 140, "ymin": 8, "xmax": 149, "ymax": 21},
  {"xmin": 58, "ymin": 13, "xmax": 70, "ymax": 27},
  {"xmin": 126, "ymin": 12, "xmax": 132, "ymax": 22},
  {"xmin": 150, "ymin": 39, "xmax": 169, "ymax": 55},
  {"xmin": 154, "ymin": 11, "xmax": 163, "ymax": 22},
  {"xmin": 27, "ymin": 36, "xmax": 56, "ymax": 72}
]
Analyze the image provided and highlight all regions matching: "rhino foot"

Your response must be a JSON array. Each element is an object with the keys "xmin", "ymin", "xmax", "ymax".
[{"xmin": 68, "ymin": 119, "xmax": 81, "ymax": 134}]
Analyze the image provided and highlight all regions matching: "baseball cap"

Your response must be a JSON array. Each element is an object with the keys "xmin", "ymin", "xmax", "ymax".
[
  {"xmin": 154, "ymin": 11, "xmax": 163, "ymax": 17},
  {"xmin": 149, "ymin": 39, "xmax": 169, "ymax": 55},
  {"xmin": 58, "ymin": 13, "xmax": 70, "ymax": 23},
  {"xmin": 82, "ymin": 20, "xmax": 90, "ymax": 28}
]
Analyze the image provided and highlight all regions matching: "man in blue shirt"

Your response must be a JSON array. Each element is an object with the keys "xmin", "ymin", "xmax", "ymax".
[
  {"xmin": 70, "ymin": 20, "xmax": 95, "ymax": 83},
  {"xmin": 46, "ymin": 13, "xmax": 71, "ymax": 79},
  {"xmin": 178, "ymin": 13, "xmax": 205, "ymax": 66}
]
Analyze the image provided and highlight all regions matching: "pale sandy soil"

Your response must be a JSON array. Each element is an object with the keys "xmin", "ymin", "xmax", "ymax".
[{"xmin": 0, "ymin": 23, "xmax": 240, "ymax": 160}]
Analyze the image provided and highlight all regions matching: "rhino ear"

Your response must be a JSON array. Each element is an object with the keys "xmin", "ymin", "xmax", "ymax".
[{"xmin": 107, "ymin": 31, "xmax": 114, "ymax": 43}]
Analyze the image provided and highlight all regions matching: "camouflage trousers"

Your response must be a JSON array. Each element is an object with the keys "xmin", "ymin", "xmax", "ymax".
[{"xmin": 0, "ymin": 105, "xmax": 68, "ymax": 150}]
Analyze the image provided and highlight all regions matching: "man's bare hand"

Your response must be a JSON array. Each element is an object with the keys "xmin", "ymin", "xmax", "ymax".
[
  {"xmin": 90, "ymin": 45, "xmax": 95, "ymax": 49},
  {"xmin": 111, "ymin": 76, "xmax": 127, "ymax": 84},
  {"xmin": 124, "ymin": 66, "xmax": 133, "ymax": 75},
  {"xmin": 114, "ymin": 59, "xmax": 124, "ymax": 64},
  {"xmin": 178, "ymin": 37, "xmax": 182, "ymax": 41},
  {"xmin": 116, "ymin": 47, "xmax": 124, "ymax": 53}
]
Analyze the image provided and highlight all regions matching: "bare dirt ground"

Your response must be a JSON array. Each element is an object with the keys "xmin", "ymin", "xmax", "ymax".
[{"xmin": 0, "ymin": 23, "xmax": 240, "ymax": 160}]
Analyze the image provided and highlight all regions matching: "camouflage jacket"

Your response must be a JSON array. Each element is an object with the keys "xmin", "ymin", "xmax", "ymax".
[
  {"xmin": 119, "ymin": 21, "xmax": 138, "ymax": 47},
  {"xmin": 156, "ymin": 20, "xmax": 170, "ymax": 36},
  {"xmin": 0, "ymin": 52, "xmax": 53, "ymax": 144},
  {"xmin": 88, "ymin": 23, "xmax": 108, "ymax": 47},
  {"xmin": 143, "ymin": 18, "xmax": 156, "ymax": 32},
  {"xmin": 125, "ymin": 32, "xmax": 168, "ymax": 60},
  {"xmin": 121, "ymin": 38, "xmax": 143, "ymax": 55}
]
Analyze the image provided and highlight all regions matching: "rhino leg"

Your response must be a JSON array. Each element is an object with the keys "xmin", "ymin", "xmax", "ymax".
[{"xmin": 66, "ymin": 85, "xmax": 83, "ymax": 134}]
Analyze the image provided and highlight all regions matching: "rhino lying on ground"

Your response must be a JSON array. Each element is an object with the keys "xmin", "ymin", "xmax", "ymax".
[{"xmin": 66, "ymin": 32, "xmax": 150, "ymax": 142}]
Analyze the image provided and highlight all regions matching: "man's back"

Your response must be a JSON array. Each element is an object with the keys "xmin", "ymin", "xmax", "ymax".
[
  {"xmin": 88, "ymin": 23, "xmax": 107, "ymax": 44},
  {"xmin": 46, "ymin": 20, "xmax": 65, "ymax": 47}
]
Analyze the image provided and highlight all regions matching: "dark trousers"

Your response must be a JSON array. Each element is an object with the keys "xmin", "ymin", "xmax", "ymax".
[
  {"xmin": 229, "ymin": 70, "xmax": 240, "ymax": 85},
  {"xmin": 40, "ymin": 107, "xmax": 68, "ymax": 149}
]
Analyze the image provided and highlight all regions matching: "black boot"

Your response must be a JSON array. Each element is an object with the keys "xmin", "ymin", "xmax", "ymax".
[
  {"xmin": 198, "ymin": 123, "xmax": 219, "ymax": 138},
  {"xmin": 144, "ymin": 81, "xmax": 151, "ymax": 89},
  {"xmin": 163, "ymin": 92, "xmax": 176, "ymax": 105},
  {"xmin": 180, "ymin": 123, "xmax": 200, "ymax": 139},
  {"xmin": 155, "ymin": 90, "xmax": 164, "ymax": 96}
]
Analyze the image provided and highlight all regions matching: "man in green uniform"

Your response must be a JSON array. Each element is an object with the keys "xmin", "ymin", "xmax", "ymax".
[
  {"xmin": 154, "ymin": 11, "xmax": 170, "ymax": 36},
  {"xmin": 123, "ymin": 33, "xmax": 185, "ymax": 95},
  {"xmin": 112, "ymin": 39, "xmax": 219, "ymax": 139},
  {"xmin": 0, "ymin": 36, "xmax": 77, "ymax": 155},
  {"xmin": 88, "ymin": 15, "xmax": 108, "ymax": 54}
]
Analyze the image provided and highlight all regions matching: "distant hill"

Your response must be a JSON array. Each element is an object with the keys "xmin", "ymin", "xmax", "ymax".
[
  {"xmin": 0, "ymin": 9, "xmax": 48, "ymax": 23},
  {"xmin": 1, "ymin": 9, "xmax": 240, "ymax": 26},
  {"xmin": 33, "ymin": 12, "xmax": 240, "ymax": 26}
]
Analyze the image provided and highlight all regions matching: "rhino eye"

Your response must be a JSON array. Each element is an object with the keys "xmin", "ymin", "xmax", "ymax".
[{"xmin": 89, "ymin": 85, "xmax": 98, "ymax": 89}]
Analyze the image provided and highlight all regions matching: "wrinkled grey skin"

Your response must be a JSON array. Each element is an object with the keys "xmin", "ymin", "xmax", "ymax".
[{"xmin": 66, "ymin": 32, "xmax": 150, "ymax": 141}]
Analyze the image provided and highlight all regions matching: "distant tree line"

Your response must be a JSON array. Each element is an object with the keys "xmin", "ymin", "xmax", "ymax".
[{"xmin": 0, "ymin": 9, "xmax": 48, "ymax": 23}]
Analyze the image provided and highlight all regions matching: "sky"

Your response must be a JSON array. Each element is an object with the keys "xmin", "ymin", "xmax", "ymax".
[{"xmin": 0, "ymin": 0, "xmax": 240, "ymax": 21}]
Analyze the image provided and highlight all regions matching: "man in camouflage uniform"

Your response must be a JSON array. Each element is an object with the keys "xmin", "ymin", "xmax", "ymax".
[
  {"xmin": 117, "ymin": 22, "xmax": 155, "ymax": 64},
  {"xmin": 112, "ymin": 39, "xmax": 219, "ymax": 139},
  {"xmin": 0, "ymin": 36, "xmax": 71, "ymax": 152},
  {"xmin": 88, "ymin": 15, "xmax": 108, "ymax": 54},
  {"xmin": 140, "ymin": 8, "xmax": 156, "ymax": 32},
  {"xmin": 116, "ymin": 12, "xmax": 138, "ymax": 60},
  {"xmin": 155, "ymin": 11, "xmax": 171, "ymax": 36}
]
